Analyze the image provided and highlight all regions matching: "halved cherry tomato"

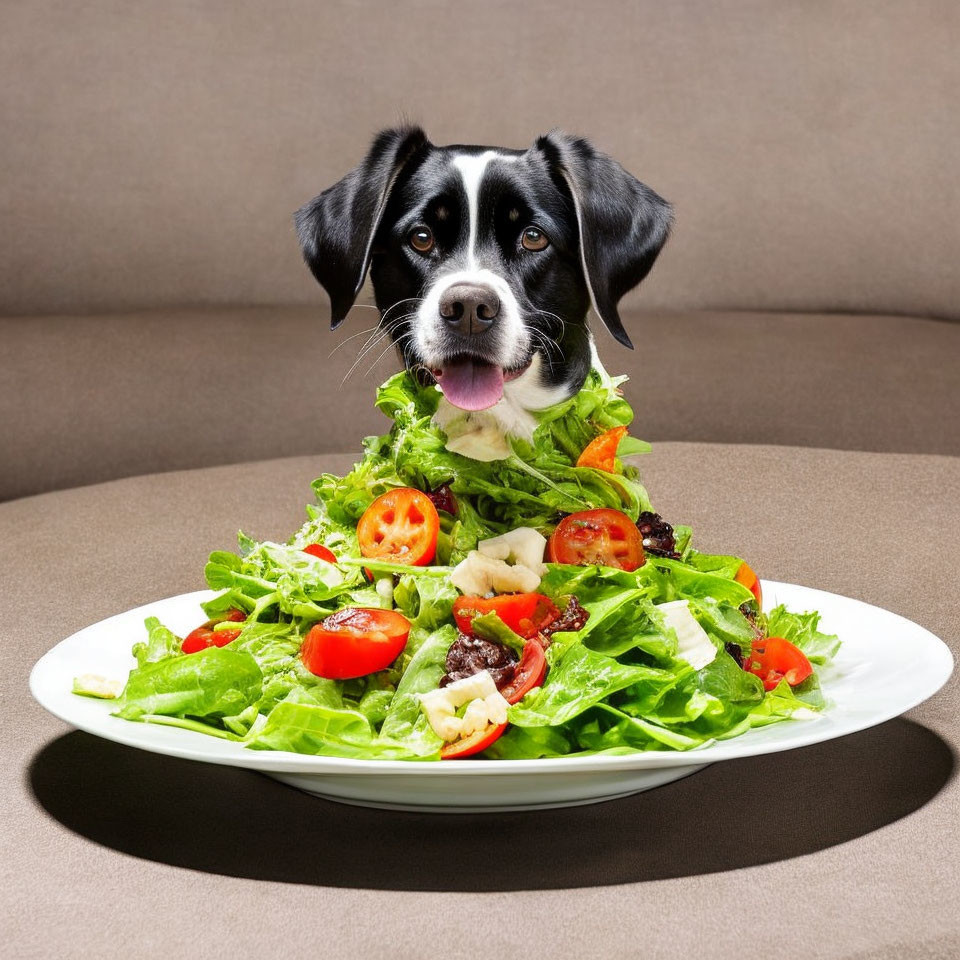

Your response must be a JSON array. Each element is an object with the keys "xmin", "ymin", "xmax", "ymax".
[
  {"xmin": 303, "ymin": 543, "xmax": 337, "ymax": 563},
  {"xmin": 300, "ymin": 607, "xmax": 411, "ymax": 679},
  {"xmin": 452, "ymin": 593, "xmax": 559, "ymax": 639},
  {"xmin": 181, "ymin": 608, "xmax": 247, "ymax": 654},
  {"xmin": 181, "ymin": 627, "xmax": 242, "ymax": 654},
  {"xmin": 735, "ymin": 562, "xmax": 763, "ymax": 606},
  {"xmin": 499, "ymin": 640, "xmax": 548, "ymax": 704},
  {"xmin": 218, "ymin": 608, "xmax": 247, "ymax": 623},
  {"xmin": 357, "ymin": 488, "xmax": 439, "ymax": 568},
  {"xmin": 744, "ymin": 636, "xmax": 813, "ymax": 691},
  {"xmin": 576, "ymin": 426, "xmax": 627, "ymax": 473},
  {"xmin": 547, "ymin": 508, "xmax": 645, "ymax": 572},
  {"xmin": 440, "ymin": 722, "xmax": 508, "ymax": 759}
]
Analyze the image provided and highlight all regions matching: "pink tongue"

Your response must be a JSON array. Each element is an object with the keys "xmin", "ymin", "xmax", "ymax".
[{"xmin": 436, "ymin": 359, "xmax": 505, "ymax": 411}]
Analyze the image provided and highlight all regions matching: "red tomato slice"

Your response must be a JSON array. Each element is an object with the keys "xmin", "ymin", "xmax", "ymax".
[
  {"xmin": 181, "ymin": 625, "xmax": 244, "ymax": 654},
  {"xmin": 452, "ymin": 593, "xmax": 559, "ymax": 639},
  {"xmin": 744, "ymin": 636, "xmax": 813, "ymax": 691},
  {"xmin": 735, "ymin": 562, "xmax": 763, "ymax": 606},
  {"xmin": 440, "ymin": 722, "xmax": 508, "ymax": 759},
  {"xmin": 547, "ymin": 508, "xmax": 645, "ymax": 572},
  {"xmin": 300, "ymin": 607, "xmax": 411, "ymax": 679},
  {"xmin": 217, "ymin": 608, "xmax": 247, "ymax": 623},
  {"xmin": 499, "ymin": 640, "xmax": 548, "ymax": 704},
  {"xmin": 181, "ymin": 609, "xmax": 246, "ymax": 654},
  {"xmin": 303, "ymin": 543, "xmax": 337, "ymax": 563},
  {"xmin": 357, "ymin": 488, "xmax": 439, "ymax": 567},
  {"xmin": 576, "ymin": 426, "xmax": 627, "ymax": 472}
]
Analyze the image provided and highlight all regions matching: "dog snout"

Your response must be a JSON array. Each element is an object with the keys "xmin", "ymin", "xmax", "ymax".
[{"xmin": 438, "ymin": 282, "xmax": 501, "ymax": 337}]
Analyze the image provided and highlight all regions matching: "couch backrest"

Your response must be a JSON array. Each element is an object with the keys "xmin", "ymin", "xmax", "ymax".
[
  {"xmin": 2, "ymin": 305, "xmax": 959, "ymax": 502},
  {"xmin": 2, "ymin": 0, "xmax": 959, "ymax": 320}
]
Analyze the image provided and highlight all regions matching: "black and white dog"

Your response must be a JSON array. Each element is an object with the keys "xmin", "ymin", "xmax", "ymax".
[{"xmin": 296, "ymin": 127, "xmax": 671, "ymax": 444}]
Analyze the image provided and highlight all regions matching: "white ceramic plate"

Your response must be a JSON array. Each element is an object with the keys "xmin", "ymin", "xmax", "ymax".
[{"xmin": 30, "ymin": 582, "xmax": 952, "ymax": 812}]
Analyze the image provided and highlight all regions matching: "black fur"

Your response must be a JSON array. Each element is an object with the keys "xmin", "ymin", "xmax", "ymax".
[
  {"xmin": 533, "ymin": 132, "xmax": 673, "ymax": 349},
  {"xmin": 295, "ymin": 126, "xmax": 429, "ymax": 327}
]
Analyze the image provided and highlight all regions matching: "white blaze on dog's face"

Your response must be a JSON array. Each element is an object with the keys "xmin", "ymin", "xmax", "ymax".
[
  {"xmin": 296, "ymin": 127, "xmax": 672, "ymax": 434},
  {"xmin": 415, "ymin": 151, "xmax": 553, "ymax": 421}
]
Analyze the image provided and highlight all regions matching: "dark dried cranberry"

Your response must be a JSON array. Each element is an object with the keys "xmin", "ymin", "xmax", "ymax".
[
  {"xmin": 426, "ymin": 483, "xmax": 458, "ymax": 516},
  {"xmin": 636, "ymin": 511, "xmax": 680, "ymax": 559},
  {"xmin": 440, "ymin": 632, "xmax": 518, "ymax": 689},
  {"xmin": 724, "ymin": 641, "xmax": 744, "ymax": 667},
  {"xmin": 540, "ymin": 596, "xmax": 590, "ymax": 639}
]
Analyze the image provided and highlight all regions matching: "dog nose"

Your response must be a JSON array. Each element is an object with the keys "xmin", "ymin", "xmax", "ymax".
[{"xmin": 438, "ymin": 283, "xmax": 501, "ymax": 336}]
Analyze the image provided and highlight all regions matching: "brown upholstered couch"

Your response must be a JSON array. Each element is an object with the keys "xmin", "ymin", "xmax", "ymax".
[
  {"xmin": 4, "ymin": 4, "xmax": 959, "ymax": 960},
  {"xmin": 2, "ymin": 0, "xmax": 958, "ymax": 501}
]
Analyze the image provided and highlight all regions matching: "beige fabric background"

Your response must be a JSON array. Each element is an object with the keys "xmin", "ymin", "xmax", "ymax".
[{"xmin": 2, "ymin": 0, "xmax": 959, "ymax": 319}]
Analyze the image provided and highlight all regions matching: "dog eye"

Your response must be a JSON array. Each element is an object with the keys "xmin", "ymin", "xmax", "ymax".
[
  {"xmin": 521, "ymin": 226, "xmax": 549, "ymax": 252},
  {"xmin": 409, "ymin": 226, "xmax": 435, "ymax": 254}
]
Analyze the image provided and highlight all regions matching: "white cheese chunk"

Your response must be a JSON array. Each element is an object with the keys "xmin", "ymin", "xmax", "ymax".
[
  {"xmin": 443, "ymin": 670, "xmax": 499, "ymax": 703},
  {"xmin": 460, "ymin": 697, "xmax": 493, "ymax": 737},
  {"xmin": 482, "ymin": 690, "xmax": 509, "ymax": 725},
  {"xmin": 657, "ymin": 599, "xmax": 718, "ymax": 670},
  {"xmin": 432, "ymin": 400, "xmax": 516, "ymax": 462},
  {"xmin": 450, "ymin": 526, "xmax": 548, "ymax": 596},
  {"xmin": 375, "ymin": 576, "xmax": 395, "ymax": 607},
  {"xmin": 418, "ymin": 670, "xmax": 511, "ymax": 742},
  {"xmin": 450, "ymin": 549, "xmax": 542, "ymax": 595},
  {"xmin": 72, "ymin": 674, "xmax": 124, "ymax": 699},
  {"xmin": 438, "ymin": 415, "xmax": 512, "ymax": 462},
  {"xmin": 477, "ymin": 527, "xmax": 547, "ymax": 577}
]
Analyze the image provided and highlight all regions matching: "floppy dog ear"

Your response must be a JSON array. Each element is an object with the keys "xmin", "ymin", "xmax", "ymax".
[
  {"xmin": 295, "ymin": 125, "xmax": 429, "ymax": 328},
  {"xmin": 534, "ymin": 131, "xmax": 672, "ymax": 348}
]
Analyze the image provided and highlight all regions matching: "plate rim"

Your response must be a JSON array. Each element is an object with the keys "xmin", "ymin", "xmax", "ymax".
[{"xmin": 29, "ymin": 580, "xmax": 954, "ymax": 777}]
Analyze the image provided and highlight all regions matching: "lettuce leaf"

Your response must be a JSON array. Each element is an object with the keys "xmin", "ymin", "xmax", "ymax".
[
  {"xmin": 765, "ymin": 605, "xmax": 840, "ymax": 664},
  {"xmin": 687, "ymin": 597, "xmax": 758, "ymax": 659},
  {"xmin": 393, "ymin": 573, "xmax": 459, "ymax": 632},
  {"xmin": 470, "ymin": 611, "xmax": 525, "ymax": 654},
  {"xmin": 374, "ymin": 624, "xmax": 459, "ymax": 758},
  {"xmin": 683, "ymin": 551, "xmax": 745, "ymax": 581},
  {"xmin": 577, "ymin": 704, "xmax": 709, "ymax": 752},
  {"xmin": 115, "ymin": 646, "xmax": 262, "ymax": 721},
  {"xmin": 508, "ymin": 642, "xmax": 679, "ymax": 728},
  {"xmin": 639, "ymin": 556, "xmax": 756, "ymax": 606},
  {"xmin": 132, "ymin": 616, "xmax": 182, "ymax": 667},
  {"xmin": 247, "ymin": 687, "xmax": 415, "ymax": 758}
]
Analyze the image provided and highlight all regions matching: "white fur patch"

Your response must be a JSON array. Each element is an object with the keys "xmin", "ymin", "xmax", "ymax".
[
  {"xmin": 414, "ymin": 150, "xmax": 576, "ymax": 451},
  {"xmin": 451, "ymin": 151, "xmax": 516, "ymax": 269},
  {"xmin": 501, "ymin": 354, "xmax": 571, "ymax": 430},
  {"xmin": 416, "ymin": 267, "xmax": 527, "ymax": 370}
]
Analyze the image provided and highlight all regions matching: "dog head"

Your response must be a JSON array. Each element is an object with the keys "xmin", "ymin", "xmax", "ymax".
[{"xmin": 296, "ymin": 126, "xmax": 671, "ymax": 417}]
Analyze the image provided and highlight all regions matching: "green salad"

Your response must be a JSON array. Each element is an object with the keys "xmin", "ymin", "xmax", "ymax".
[{"xmin": 74, "ymin": 369, "xmax": 840, "ymax": 760}]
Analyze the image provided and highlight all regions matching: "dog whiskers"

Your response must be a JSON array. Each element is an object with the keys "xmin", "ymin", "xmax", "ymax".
[
  {"xmin": 328, "ymin": 324, "xmax": 382, "ymax": 357},
  {"xmin": 342, "ymin": 327, "xmax": 392, "ymax": 384},
  {"xmin": 380, "ymin": 297, "xmax": 423, "ymax": 323},
  {"xmin": 366, "ymin": 335, "xmax": 408, "ymax": 377},
  {"xmin": 342, "ymin": 309, "xmax": 420, "ymax": 384}
]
